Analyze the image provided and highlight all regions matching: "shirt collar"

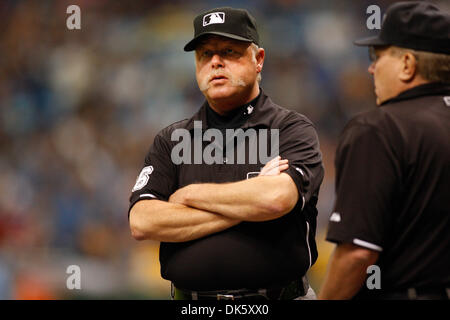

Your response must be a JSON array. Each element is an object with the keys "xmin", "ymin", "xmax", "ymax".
[
  {"xmin": 206, "ymin": 91, "xmax": 261, "ymax": 129},
  {"xmin": 186, "ymin": 87, "xmax": 274, "ymax": 130},
  {"xmin": 380, "ymin": 82, "xmax": 450, "ymax": 106}
]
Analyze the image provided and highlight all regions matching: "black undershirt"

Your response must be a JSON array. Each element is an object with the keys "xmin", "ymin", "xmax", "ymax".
[
  {"xmin": 206, "ymin": 92, "xmax": 261, "ymax": 129},
  {"xmin": 206, "ymin": 93, "xmax": 261, "ymax": 160}
]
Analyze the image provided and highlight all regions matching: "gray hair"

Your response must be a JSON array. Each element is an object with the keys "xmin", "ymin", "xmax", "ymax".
[{"xmin": 390, "ymin": 46, "xmax": 450, "ymax": 83}]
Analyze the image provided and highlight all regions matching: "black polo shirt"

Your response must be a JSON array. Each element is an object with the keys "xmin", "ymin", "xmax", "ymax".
[
  {"xmin": 129, "ymin": 89, "xmax": 324, "ymax": 290},
  {"xmin": 326, "ymin": 82, "xmax": 450, "ymax": 297}
]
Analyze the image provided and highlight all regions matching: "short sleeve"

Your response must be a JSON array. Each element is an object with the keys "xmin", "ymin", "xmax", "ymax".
[
  {"xmin": 326, "ymin": 122, "xmax": 399, "ymax": 251},
  {"xmin": 128, "ymin": 131, "xmax": 177, "ymax": 216},
  {"xmin": 279, "ymin": 114, "xmax": 324, "ymax": 208}
]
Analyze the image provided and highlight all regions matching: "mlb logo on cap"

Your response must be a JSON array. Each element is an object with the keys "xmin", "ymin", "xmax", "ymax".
[
  {"xmin": 203, "ymin": 12, "xmax": 225, "ymax": 26},
  {"xmin": 184, "ymin": 7, "xmax": 260, "ymax": 52}
]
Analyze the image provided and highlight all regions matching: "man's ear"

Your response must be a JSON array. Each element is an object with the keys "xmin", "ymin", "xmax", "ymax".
[
  {"xmin": 256, "ymin": 48, "xmax": 265, "ymax": 73},
  {"xmin": 399, "ymin": 52, "xmax": 418, "ymax": 82}
]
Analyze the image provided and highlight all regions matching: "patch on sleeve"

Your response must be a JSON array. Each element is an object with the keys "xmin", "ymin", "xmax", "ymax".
[
  {"xmin": 329, "ymin": 212, "xmax": 341, "ymax": 222},
  {"xmin": 132, "ymin": 166, "xmax": 154, "ymax": 192},
  {"xmin": 443, "ymin": 96, "xmax": 450, "ymax": 107}
]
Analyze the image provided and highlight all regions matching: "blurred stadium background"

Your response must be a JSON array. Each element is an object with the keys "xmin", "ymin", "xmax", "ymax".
[{"xmin": 0, "ymin": 0, "xmax": 447, "ymax": 299}]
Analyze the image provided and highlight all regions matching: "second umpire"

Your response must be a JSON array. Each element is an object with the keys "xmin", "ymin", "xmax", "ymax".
[{"xmin": 319, "ymin": 1, "xmax": 450, "ymax": 300}]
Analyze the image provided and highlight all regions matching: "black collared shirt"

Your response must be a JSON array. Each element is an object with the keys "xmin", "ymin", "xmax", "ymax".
[
  {"xmin": 326, "ymin": 82, "xmax": 450, "ymax": 297},
  {"xmin": 206, "ymin": 91, "xmax": 260, "ymax": 129},
  {"xmin": 129, "ymin": 89, "xmax": 324, "ymax": 290}
]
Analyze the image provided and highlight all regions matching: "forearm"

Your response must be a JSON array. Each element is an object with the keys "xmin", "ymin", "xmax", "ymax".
[
  {"xmin": 318, "ymin": 244, "xmax": 379, "ymax": 300},
  {"xmin": 129, "ymin": 199, "xmax": 240, "ymax": 242},
  {"xmin": 176, "ymin": 173, "xmax": 298, "ymax": 222}
]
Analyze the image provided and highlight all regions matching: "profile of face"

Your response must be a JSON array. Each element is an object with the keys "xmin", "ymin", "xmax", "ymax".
[
  {"xmin": 368, "ymin": 46, "xmax": 404, "ymax": 105},
  {"xmin": 368, "ymin": 46, "xmax": 421, "ymax": 106},
  {"xmin": 194, "ymin": 35, "xmax": 264, "ymax": 112}
]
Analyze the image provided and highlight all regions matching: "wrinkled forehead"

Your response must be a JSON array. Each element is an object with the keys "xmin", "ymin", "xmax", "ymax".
[{"xmin": 195, "ymin": 35, "xmax": 251, "ymax": 50}]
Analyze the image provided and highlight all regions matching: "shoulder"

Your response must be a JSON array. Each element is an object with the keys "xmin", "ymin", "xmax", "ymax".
[
  {"xmin": 337, "ymin": 108, "xmax": 399, "ymax": 155},
  {"xmin": 345, "ymin": 94, "xmax": 437, "ymax": 131},
  {"xmin": 154, "ymin": 118, "xmax": 191, "ymax": 140},
  {"xmin": 342, "ymin": 106, "xmax": 400, "ymax": 137},
  {"xmin": 145, "ymin": 119, "xmax": 191, "ymax": 155},
  {"xmin": 264, "ymin": 97, "xmax": 315, "ymax": 129}
]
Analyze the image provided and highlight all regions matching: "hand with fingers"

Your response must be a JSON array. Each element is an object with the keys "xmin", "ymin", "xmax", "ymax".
[{"xmin": 259, "ymin": 156, "xmax": 289, "ymax": 176}]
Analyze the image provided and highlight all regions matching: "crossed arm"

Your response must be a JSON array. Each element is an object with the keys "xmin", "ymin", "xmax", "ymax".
[{"xmin": 129, "ymin": 157, "xmax": 298, "ymax": 242}]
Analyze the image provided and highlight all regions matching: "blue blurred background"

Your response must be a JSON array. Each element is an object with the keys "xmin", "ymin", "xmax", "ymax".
[{"xmin": 0, "ymin": 0, "xmax": 448, "ymax": 299}]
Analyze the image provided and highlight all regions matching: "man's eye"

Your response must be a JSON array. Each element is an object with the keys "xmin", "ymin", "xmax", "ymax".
[
  {"xmin": 223, "ymin": 48, "xmax": 240, "ymax": 57},
  {"xmin": 226, "ymin": 48, "xmax": 238, "ymax": 55},
  {"xmin": 202, "ymin": 50, "xmax": 213, "ymax": 58},
  {"xmin": 198, "ymin": 50, "xmax": 212, "ymax": 58}
]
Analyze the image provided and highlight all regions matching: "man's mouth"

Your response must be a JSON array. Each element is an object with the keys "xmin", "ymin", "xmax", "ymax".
[{"xmin": 210, "ymin": 75, "xmax": 228, "ymax": 82}]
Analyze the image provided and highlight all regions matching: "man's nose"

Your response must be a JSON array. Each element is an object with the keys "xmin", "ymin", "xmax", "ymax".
[{"xmin": 211, "ymin": 53, "xmax": 224, "ymax": 68}]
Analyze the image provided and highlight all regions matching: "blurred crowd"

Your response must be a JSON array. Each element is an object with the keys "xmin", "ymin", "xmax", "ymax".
[{"xmin": 0, "ymin": 0, "xmax": 447, "ymax": 299}]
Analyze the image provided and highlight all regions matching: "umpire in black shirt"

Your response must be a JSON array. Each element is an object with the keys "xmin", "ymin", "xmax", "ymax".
[
  {"xmin": 129, "ymin": 7, "xmax": 324, "ymax": 300},
  {"xmin": 319, "ymin": 2, "xmax": 450, "ymax": 300}
]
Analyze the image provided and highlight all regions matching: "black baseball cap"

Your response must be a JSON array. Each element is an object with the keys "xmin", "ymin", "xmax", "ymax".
[
  {"xmin": 184, "ymin": 7, "xmax": 260, "ymax": 52},
  {"xmin": 354, "ymin": 1, "xmax": 450, "ymax": 54}
]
